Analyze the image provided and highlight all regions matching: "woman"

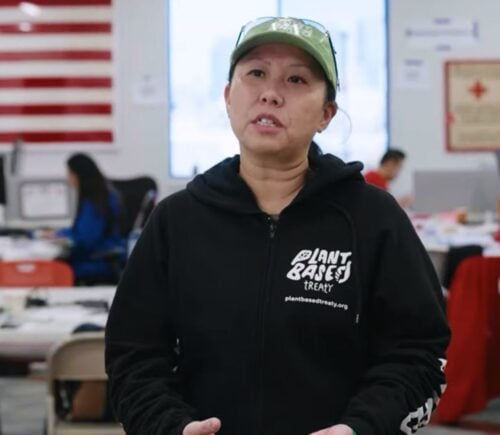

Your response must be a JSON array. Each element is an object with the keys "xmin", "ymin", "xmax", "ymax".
[
  {"xmin": 106, "ymin": 17, "xmax": 449, "ymax": 435},
  {"xmin": 56, "ymin": 153, "xmax": 124, "ymax": 283}
]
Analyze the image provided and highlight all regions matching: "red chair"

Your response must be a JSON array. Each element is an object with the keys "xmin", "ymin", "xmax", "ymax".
[
  {"xmin": 0, "ymin": 260, "xmax": 74, "ymax": 287},
  {"xmin": 435, "ymin": 255, "xmax": 500, "ymax": 423}
]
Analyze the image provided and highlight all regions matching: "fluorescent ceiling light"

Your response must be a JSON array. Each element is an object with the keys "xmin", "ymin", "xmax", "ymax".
[{"xmin": 19, "ymin": 2, "xmax": 41, "ymax": 17}]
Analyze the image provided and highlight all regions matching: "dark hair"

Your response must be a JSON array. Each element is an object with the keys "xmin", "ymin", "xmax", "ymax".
[
  {"xmin": 67, "ymin": 153, "xmax": 115, "ymax": 230},
  {"xmin": 325, "ymin": 83, "xmax": 336, "ymax": 103},
  {"xmin": 380, "ymin": 149, "xmax": 406, "ymax": 165},
  {"xmin": 228, "ymin": 52, "xmax": 336, "ymax": 103},
  {"xmin": 308, "ymin": 141, "xmax": 324, "ymax": 158}
]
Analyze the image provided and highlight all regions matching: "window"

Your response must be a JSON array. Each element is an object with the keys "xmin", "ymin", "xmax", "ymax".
[{"xmin": 169, "ymin": 0, "xmax": 387, "ymax": 177}]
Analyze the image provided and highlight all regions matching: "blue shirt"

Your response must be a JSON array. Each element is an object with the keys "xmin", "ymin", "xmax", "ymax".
[{"xmin": 56, "ymin": 191, "xmax": 125, "ymax": 280}]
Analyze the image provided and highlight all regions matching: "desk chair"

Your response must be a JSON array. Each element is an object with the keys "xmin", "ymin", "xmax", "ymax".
[
  {"xmin": 46, "ymin": 332, "xmax": 124, "ymax": 435},
  {"xmin": 442, "ymin": 244, "xmax": 484, "ymax": 288},
  {"xmin": 110, "ymin": 176, "xmax": 158, "ymax": 237},
  {"xmin": 0, "ymin": 260, "xmax": 74, "ymax": 287}
]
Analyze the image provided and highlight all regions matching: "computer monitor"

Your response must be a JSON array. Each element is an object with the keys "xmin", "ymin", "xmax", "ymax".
[
  {"xmin": 4, "ymin": 176, "xmax": 74, "ymax": 228},
  {"xmin": 413, "ymin": 169, "xmax": 499, "ymax": 214},
  {"xmin": 20, "ymin": 179, "xmax": 72, "ymax": 220}
]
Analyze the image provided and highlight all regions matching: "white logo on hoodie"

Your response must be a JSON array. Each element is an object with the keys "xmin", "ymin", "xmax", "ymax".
[{"xmin": 286, "ymin": 248, "xmax": 352, "ymax": 294}]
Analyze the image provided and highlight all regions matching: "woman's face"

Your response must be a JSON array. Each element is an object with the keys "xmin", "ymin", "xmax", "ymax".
[
  {"xmin": 225, "ymin": 43, "xmax": 336, "ymax": 162},
  {"xmin": 67, "ymin": 169, "xmax": 78, "ymax": 188}
]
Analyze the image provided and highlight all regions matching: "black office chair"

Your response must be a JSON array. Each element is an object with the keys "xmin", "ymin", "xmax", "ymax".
[
  {"xmin": 110, "ymin": 176, "xmax": 158, "ymax": 238},
  {"xmin": 442, "ymin": 244, "xmax": 484, "ymax": 289}
]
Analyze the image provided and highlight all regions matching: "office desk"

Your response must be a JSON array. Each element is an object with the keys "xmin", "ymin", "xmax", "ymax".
[
  {"xmin": 412, "ymin": 214, "xmax": 500, "ymax": 282},
  {"xmin": 411, "ymin": 214, "xmax": 500, "ymax": 421},
  {"xmin": 3, "ymin": 218, "xmax": 72, "ymax": 231},
  {"xmin": 0, "ymin": 236, "xmax": 65, "ymax": 261},
  {"xmin": 0, "ymin": 287, "xmax": 115, "ymax": 361}
]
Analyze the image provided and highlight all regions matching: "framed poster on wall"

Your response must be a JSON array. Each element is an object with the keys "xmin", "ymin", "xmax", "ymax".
[{"xmin": 445, "ymin": 60, "xmax": 500, "ymax": 152}]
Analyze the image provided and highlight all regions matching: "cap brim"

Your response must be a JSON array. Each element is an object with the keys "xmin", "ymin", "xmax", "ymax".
[{"xmin": 231, "ymin": 32, "xmax": 334, "ymax": 89}]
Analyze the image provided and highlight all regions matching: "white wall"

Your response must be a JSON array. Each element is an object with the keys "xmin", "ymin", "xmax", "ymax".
[
  {"xmin": 18, "ymin": 0, "xmax": 184, "ymax": 199},
  {"xmin": 389, "ymin": 0, "xmax": 500, "ymax": 196}
]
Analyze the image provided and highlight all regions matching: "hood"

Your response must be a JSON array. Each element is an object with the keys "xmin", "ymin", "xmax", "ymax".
[{"xmin": 187, "ymin": 153, "xmax": 364, "ymax": 215}]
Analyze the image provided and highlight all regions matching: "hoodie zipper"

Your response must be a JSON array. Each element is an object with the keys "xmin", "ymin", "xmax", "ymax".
[
  {"xmin": 256, "ymin": 215, "xmax": 278, "ymax": 433},
  {"xmin": 268, "ymin": 216, "xmax": 277, "ymax": 239}
]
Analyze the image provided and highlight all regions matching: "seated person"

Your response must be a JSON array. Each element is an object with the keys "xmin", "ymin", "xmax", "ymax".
[
  {"xmin": 364, "ymin": 148, "xmax": 413, "ymax": 208},
  {"xmin": 47, "ymin": 153, "xmax": 125, "ymax": 283}
]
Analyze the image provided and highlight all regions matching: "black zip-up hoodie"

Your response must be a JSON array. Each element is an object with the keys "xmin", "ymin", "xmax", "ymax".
[{"xmin": 105, "ymin": 154, "xmax": 450, "ymax": 435}]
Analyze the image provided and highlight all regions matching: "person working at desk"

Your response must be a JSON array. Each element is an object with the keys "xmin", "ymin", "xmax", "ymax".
[
  {"xmin": 364, "ymin": 149, "xmax": 413, "ymax": 208},
  {"xmin": 106, "ymin": 17, "xmax": 449, "ymax": 435},
  {"xmin": 43, "ymin": 153, "xmax": 124, "ymax": 283}
]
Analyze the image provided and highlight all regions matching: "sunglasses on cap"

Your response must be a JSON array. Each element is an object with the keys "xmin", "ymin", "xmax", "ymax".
[{"xmin": 231, "ymin": 17, "xmax": 340, "ymax": 96}]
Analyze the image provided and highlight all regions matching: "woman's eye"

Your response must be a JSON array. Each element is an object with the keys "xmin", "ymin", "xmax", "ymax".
[
  {"xmin": 248, "ymin": 69, "xmax": 264, "ymax": 77},
  {"xmin": 288, "ymin": 75, "xmax": 306, "ymax": 84}
]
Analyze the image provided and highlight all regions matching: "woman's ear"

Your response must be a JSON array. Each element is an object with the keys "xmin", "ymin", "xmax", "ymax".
[
  {"xmin": 318, "ymin": 101, "xmax": 337, "ymax": 132},
  {"xmin": 224, "ymin": 83, "xmax": 231, "ymax": 110}
]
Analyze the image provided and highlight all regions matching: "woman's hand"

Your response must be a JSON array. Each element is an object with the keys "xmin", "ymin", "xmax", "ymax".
[
  {"xmin": 310, "ymin": 424, "xmax": 354, "ymax": 435},
  {"xmin": 34, "ymin": 229, "xmax": 56, "ymax": 239},
  {"xmin": 183, "ymin": 418, "xmax": 221, "ymax": 435}
]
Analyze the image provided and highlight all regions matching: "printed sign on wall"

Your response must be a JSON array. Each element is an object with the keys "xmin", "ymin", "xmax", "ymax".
[{"xmin": 445, "ymin": 60, "xmax": 500, "ymax": 152}]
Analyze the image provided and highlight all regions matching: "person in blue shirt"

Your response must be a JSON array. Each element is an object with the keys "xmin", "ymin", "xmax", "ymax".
[{"xmin": 56, "ymin": 153, "xmax": 125, "ymax": 283}]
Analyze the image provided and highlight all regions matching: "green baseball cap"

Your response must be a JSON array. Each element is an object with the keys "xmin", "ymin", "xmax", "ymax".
[{"xmin": 230, "ymin": 17, "xmax": 339, "ymax": 97}]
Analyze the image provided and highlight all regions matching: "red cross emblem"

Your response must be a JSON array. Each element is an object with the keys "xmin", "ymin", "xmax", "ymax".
[{"xmin": 469, "ymin": 81, "xmax": 487, "ymax": 99}]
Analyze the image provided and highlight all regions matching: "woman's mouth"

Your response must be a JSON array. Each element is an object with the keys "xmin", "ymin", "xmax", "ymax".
[{"xmin": 252, "ymin": 114, "xmax": 283, "ymax": 128}]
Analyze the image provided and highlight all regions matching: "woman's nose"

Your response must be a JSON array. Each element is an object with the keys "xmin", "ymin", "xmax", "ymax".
[{"xmin": 259, "ymin": 85, "xmax": 284, "ymax": 107}]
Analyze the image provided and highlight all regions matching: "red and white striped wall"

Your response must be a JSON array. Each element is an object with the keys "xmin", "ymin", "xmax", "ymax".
[{"xmin": 0, "ymin": 0, "xmax": 114, "ymax": 146}]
